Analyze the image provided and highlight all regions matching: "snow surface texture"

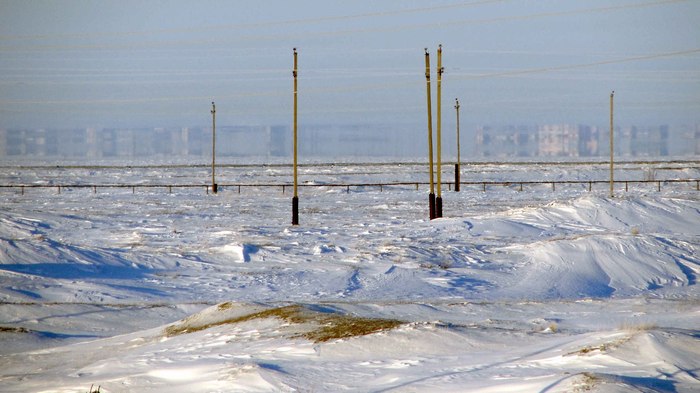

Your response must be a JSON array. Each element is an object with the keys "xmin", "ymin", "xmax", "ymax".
[{"xmin": 1, "ymin": 161, "xmax": 699, "ymax": 392}]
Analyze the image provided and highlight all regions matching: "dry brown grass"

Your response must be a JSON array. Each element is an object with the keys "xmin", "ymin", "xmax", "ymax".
[
  {"xmin": 299, "ymin": 312, "xmax": 403, "ymax": 343},
  {"xmin": 164, "ymin": 304, "xmax": 403, "ymax": 343},
  {"xmin": 86, "ymin": 384, "xmax": 101, "ymax": 393},
  {"xmin": 567, "ymin": 335, "xmax": 631, "ymax": 356},
  {"xmin": 217, "ymin": 301, "xmax": 234, "ymax": 311},
  {"xmin": 619, "ymin": 322, "xmax": 658, "ymax": 332},
  {"xmin": 0, "ymin": 326, "xmax": 30, "ymax": 333},
  {"xmin": 573, "ymin": 372, "xmax": 600, "ymax": 392}
]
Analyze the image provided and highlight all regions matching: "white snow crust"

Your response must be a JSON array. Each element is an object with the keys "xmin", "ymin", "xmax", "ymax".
[{"xmin": 1, "ymin": 161, "xmax": 699, "ymax": 392}]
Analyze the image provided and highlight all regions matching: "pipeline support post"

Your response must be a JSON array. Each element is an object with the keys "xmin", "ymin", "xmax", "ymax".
[{"xmin": 292, "ymin": 48, "xmax": 299, "ymax": 225}]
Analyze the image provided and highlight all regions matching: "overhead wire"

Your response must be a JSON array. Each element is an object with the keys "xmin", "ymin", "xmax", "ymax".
[
  {"xmin": 2, "ymin": 47, "xmax": 698, "ymax": 106},
  {"xmin": 0, "ymin": 0, "xmax": 689, "ymax": 51},
  {"xmin": 0, "ymin": 0, "xmax": 511, "ymax": 41},
  {"xmin": 450, "ymin": 48, "xmax": 700, "ymax": 80},
  {"xmin": 0, "ymin": 1, "xmax": 696, "ymax": 120}
]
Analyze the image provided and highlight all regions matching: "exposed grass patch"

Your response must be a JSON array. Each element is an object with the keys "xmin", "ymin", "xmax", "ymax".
[
  {"xmin": 164, "ymin": 304, "xmax": 403, "ymax": 343},
  {"xmin": 163, "ymin": 305, "xmax": 296, "ymax": 337},
  {"xmin": 419, "ymin": 261, "xmax": 452, "ymax": 270},
  {"xmin": 573, "ymin": 372, "xmax": 600, "ymax": 392},
  {"xmin": 567, "ymin": 336, "xmax": 631, "ymax": 356},
  {"xmin": 86, "ymin": 384, "xmax": 101, "ymax": 393},
  {"xmin": 217, "ymin": 301, "xmax": 233, "ymax": 311},
  {"xmin": 0, "ymin": 326, "xmax": 30, "ymax": 333},
  {"xmin": 619, "ymin": 322, "xmax": 658, "ymax": 332},
  {"xmin": 300, "ymin": 313, "xmax": 403, "ymax": 343}
]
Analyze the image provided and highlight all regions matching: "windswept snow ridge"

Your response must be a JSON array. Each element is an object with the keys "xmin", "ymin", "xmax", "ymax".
[{"xmin": 1, "ymin": 162, "xmax": 698, "ymax": 392}]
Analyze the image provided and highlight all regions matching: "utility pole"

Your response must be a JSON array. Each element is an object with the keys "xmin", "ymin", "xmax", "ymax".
[
  {"xmin": 211, "ymin": 101, "xmax": 217, "ymax": 194},
  {"xmin": 424, "ymin": 48, "xmax": 436, "ymax": 220},
  {"xmin": 436, "ymin": 44, "xmax": 443, "ymax": 218},
  {"xmin": 292, "ymin": 48, "xmax": 299, "ymax": 225},
  {"xmin": 454, "ymin": 97, "xmax": 461, "ymax": 192},
  {"xmin": 609, "ymin": 90, "xmax": 614, "ymax": 198}
]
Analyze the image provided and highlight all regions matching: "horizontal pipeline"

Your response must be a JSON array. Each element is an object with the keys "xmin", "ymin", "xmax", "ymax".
[{"xmin": 2, "ymin": 179, "xmax": 699, "ymax": 190}]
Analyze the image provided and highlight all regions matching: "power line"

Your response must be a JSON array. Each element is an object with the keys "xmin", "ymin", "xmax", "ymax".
[
  {"xmin": 451, "ymin": 48, "xmax": 700, "ymax": 80},
  {"xmin": 0, "ymin": 0, "xmax": 689, "ymax": 52},
  {"xmin": 1, "ymin": 48, "xmax": 697, "ymax": 106},
  {"xmin": 0, "ymin": 0, "xmax": 510, "ymax": 41}
]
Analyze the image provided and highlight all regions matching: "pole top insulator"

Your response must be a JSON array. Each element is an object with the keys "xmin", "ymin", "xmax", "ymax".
[{"xmin": 439, "ymin": 44, "xmax": 442, "ymax": 50}]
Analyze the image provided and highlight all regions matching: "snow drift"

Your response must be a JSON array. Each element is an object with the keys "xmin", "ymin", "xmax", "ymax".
[{"xmin": 1, "ymin": 162, "xmax": 699, "ymax": 392}]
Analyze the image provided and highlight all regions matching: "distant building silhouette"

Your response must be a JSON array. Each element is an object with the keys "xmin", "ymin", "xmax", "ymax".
[
  {"xmin": 0, "ymin": 123, "xmax": 695, "ymax": 159},
  {"xmin": 473, "ymin": 124, "xmax": 677, "ymax": 158}
]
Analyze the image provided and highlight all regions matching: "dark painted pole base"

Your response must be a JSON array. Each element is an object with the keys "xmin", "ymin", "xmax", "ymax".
[
  {"xmin": 454, "ymin": 163, "xmax": 460, "ymax": 192},
  {"xmin": 436, "ymin": 196, "xmax": 443, "ymax": 218},
  {"xmin": 429, "ymin": 193, "xmax": 436, "ymax": 220},
  {"xmin": 292, "ymin": 196, "xmax": 299, "ymax": 225},
  {"xmin": 212, "ymin": 183, "xmax": 218, "ymax": 194}
]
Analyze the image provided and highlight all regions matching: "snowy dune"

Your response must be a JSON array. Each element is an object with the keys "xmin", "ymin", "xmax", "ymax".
[{"xmin": 1, "ymin": 162, "xmax": 699, "ymax": 392}]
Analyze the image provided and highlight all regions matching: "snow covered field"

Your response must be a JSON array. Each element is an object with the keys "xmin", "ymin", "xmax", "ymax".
[{"xmin": 1, "ymin": 160, "xmax": 699, "ymax": 392}]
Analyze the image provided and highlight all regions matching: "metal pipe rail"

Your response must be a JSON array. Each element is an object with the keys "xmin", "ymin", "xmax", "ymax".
[
  {"xmin": 2, "ymin": 179, "xmax": 699, "ymax": 194},
  {"xmin": 2, "ymin": 159, "xmax": 699, "ymax": 170}
]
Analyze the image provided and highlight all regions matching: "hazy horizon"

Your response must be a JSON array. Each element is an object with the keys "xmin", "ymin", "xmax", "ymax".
[{"xmin": 1, "ymin": 0, "xmax": 699, "ymax": 130}]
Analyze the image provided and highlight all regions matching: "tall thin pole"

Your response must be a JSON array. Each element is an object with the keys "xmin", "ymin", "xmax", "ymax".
[
  {"xmin": 454, "ymin": 97, "xmax": 461, "ymax": 192},
  {"xmin": 211, "ymin": 101, "xmax": 217, "ymax": 194},
  {"xmin": 424, "ymin": 48, "xmax": 436, "ymax": 220},
  {"xmin": 609, "ymin": 90, "xmax": 614, "ymax": 198},
  {"xmin": 436, "ymin": 44, "xmax": 443, "ymax": 218},
  {"xmin": 292, "ymin": 48, "xmax": 299, "ymax": 225}
]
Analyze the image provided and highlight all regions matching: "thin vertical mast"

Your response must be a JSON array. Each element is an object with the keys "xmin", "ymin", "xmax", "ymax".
[
  {"xmin": 455, "ymin": 97, "xmax": 461, "ymax": 192},
  {"xmin": 211, "ymin": 101, "xmax": 216, "ymax": 194},
  {"xmin": 436, "ymin": 44, "xmax": 443, "ymax": 217},
  {"xmin": 292, "ymin": 48, "xmax": 299, "ymax": 225},
  {"xmin": 424, "ymin": 48, "xmax": 436, "ymax": 220},
  {"xmin": 609, "ymin": 90, "xmax": 615, "ymax": 198}
]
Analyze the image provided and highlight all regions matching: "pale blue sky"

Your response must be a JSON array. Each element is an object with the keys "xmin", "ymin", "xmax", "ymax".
[{"xmin": 1, "ymin": 0, "xmax": 698, "ymax": 129}]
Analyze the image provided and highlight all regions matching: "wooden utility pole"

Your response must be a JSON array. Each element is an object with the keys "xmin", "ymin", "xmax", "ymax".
[
  {"xmin": 211, "ymin": 101, "xmax": 217, "ymax": 194},
  {"xmin": 292, "ymin": 48, "xmax": 299, "ymax": 225},
  {"xmin": 424, "ymin": 48, "xmax": 436, "ymax": 220},
  {"xmin": 436, "ymin": 44, "xmax": 443, "ymax": 218},
  {"xmin": 609, "ymin": 90, "xmax": 614, "ymax": 198},
  {"xmin": 454, "ymin": 97, "xmax": 461, "ymax": 192}
]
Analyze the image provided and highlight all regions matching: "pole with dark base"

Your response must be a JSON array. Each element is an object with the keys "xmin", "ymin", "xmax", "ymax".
[
  {"xmin": 424, "ymin": 49, "xmax": 436, "ymax": 220},
  {"xmin": 454, "ymin": 164, "xmax": 460, "ymax": 192},
  {"xmin": 211, "ymin": 101, "xmax": 217, "ymax": 194},
  {"xmin": 454, "ymin": 98, "xmax": 461, "ymax": 192},
  {"xmin": 435, "ymin": 44, "xmax": 443, "ymax": 218},
  {"xmin": 609, "ymin": 90, "xmax": 615, "ymax": 198},
  {"xmin": 292, "ymin": 196, "xmax": 299, "ymax": 226},
  {"xmin": 292, "ymin": 48, "xmax": 299, "ymax": 225}
]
